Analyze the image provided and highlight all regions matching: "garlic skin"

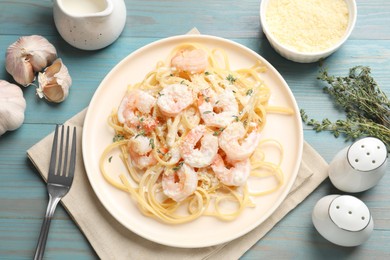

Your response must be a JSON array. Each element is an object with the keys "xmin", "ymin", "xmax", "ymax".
[
  {"xmin": 37, "ymin": 58, "xmax": 72, "ymax": 103},
  {"xmin": 0, "ymin": 80, "xmax": 26, "ymax": 136},
  {"xmin": 6, "ymin": 35, "xmax": 57, "ymax": 86}
]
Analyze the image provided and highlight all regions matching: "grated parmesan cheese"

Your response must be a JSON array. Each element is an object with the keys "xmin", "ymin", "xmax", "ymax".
[{"xmin": 265, "ymin": 0, "xmax": 349, "ymax": 53}]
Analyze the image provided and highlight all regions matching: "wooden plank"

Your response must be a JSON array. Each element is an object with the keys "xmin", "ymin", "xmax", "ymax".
[
  {"xmin": 0, "ymin": 1, "xmax": 389, "ymax": 39},
  {"xmin": 0, "ymin": 218, "xmax": 96, "ymax": 259}
]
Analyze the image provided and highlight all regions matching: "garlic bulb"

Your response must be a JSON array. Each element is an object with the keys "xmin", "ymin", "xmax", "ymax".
[
  {"xmin": 37, "ymin": 58, "xmax": 72, "ymax": 103},
  {"xmin": 0, "ymin": 80, "xmax": 26, "ymax": 136},
  {"xmin": 6, "ymin": 35, "xmax": 57, "ymax": 86}
]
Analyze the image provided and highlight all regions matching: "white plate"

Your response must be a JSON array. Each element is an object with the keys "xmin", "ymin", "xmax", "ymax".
[{"xmin": 82, "ymin": 35, "xmax": 303, "ymax": 248}]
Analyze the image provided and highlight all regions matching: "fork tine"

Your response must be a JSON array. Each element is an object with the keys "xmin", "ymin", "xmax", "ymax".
[
  {"xmin": 56, "ymin": 125, "xmax": 65, "ymax": 176},
  {"xmin": 48, "ymin": 125, "xmax": 60, "ymax": 175},
  {"xmin": 67, "ymin": 127, "xmax": 77, "ymax": 180},
  {"xmin": 62, "ymin": 126, "xmax": 70, "ymax": 177}
]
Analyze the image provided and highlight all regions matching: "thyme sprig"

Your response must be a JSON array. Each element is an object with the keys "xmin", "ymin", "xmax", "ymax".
[{"xmin": 301, "ymin": 66, "xmax": 390, "ymax": 150}]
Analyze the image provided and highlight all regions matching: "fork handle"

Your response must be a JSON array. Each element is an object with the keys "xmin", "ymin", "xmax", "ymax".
[{"xmin": 34, "ymin": 194, "xmax": 61, "ymax": 260}]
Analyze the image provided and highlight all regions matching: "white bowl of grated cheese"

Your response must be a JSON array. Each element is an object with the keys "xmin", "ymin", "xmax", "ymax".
[{"xmin": 260, "ymin": 0, "xmax": 357, "ymax": 63}]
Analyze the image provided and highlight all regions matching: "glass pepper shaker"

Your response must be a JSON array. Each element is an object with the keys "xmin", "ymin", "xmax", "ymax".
[{"xmin": 328, "ymin": 137, "xmax": 388, "ymax": 193}]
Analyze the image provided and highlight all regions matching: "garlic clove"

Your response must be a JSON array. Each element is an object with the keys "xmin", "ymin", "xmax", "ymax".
[
  {"xmin": 6, "ymin": 35, "xmax": 57, "ymax": 86},
  {"xmin": 5, "ymin": 54, "xmax": 35, "ymax": 86},
  {"xmin": 37, "ymin": 58, "xmax": 72, "ymax": 103},
  {"xmin": 27, "ymin": 36, "xmax": 57, "ymax": 72}
]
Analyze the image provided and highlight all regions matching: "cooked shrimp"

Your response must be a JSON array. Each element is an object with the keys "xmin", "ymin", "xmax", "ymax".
[
  {"xmin": 171, "ymin": 49, "xmax": 208, "ymax": 74},
  {"xmin": 157, "ymin": 83, "xmax": 194, "ymax": 117},
  {"xmin": 219, "ymin": 122, "xmax": 261, "ymax": 161},
  {"xmin": 180, "ymin": 125, "xmax": 218, "ymax": 168},
  {"xmin": 198, "ymin": 89, "xmax": 239, "ymax": 128},
  {"xmin": 162, "ymin": 163, "xmax": 198, "ymax": 202},
  {"xmin": 163, "ymin": 146, "xmax": 181, "ymax": 165},
  {"xmin": 118, "ymin": 89, "xmax": 157, "ymax": 132},
  {"xmin": 128, "ymin": 135, "xmax": 157, "ymax": 169},
  {"xmin": 211, "ymin": 154, "xmax": 251, "ymax": 186}
]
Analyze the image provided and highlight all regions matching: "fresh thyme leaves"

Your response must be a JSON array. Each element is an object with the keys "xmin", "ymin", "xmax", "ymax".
[
  {"xmin": 226, "ymin": 74, "xmax": 236, "ymax": 84},
  {"xmin": 113, "ymin": 134, "xmax": 124, "ymax": 142},
  {"xmin": 301, "ymin": 66, "xmax": 390, "ymax": 149},
  {"xmin": 108, "ymin": 156, "xmax": 113, "ymax": 163},
  {"xmin": 203, "ymin": 111, "xmax": 212, "ymax": 114},
  {"xmin": 246, "ymin": 89, "xmax": 253, "ymax": 96}
]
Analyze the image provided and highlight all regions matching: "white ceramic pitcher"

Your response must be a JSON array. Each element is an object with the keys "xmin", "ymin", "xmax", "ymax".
[{"xmin": 53, "ymin": 0, "xmax": 127, "ymax": 50}]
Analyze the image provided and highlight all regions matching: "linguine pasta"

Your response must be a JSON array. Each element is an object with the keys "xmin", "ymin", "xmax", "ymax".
[{"xmin": 99, "ymin": 43, "xmax": 293, "ymax": 224}]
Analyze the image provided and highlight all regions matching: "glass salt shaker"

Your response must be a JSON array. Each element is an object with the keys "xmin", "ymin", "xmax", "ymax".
[{"xmin": 312, "ymin": 194, "xmax": 374, "ymax": 247}]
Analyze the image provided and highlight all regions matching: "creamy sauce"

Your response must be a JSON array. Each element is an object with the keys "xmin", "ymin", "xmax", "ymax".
[
  {"xmin": 61, "ymin": 0, "xmax": 108, "ymax": 15},
  {"xmin": 265, "ymin": 0, "xmax": 349, "ymax": 53}
]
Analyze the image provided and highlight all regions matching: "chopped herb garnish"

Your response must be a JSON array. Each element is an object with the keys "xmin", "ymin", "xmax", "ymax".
[
  {"xmin": 226, "ymin": 74, "xmax": 237, "ymax": 84},
  {"xmin": 172, "ymin": 161, "xmax": 184, "ymax": 171},
  {"xmin": 108, "ymin": 156, "xmax": 113, "ymax": 163},
  {"xmin": 157, "ymin": 149, "xmax": 166, "ymax": 155},
  {"xmin": 205, "ymin": 97, "xmax": 210, "ymax": 102},
  {"xmin": 246, "ymin": 89, "xmax": 253, "ymax": 96},
  {"xmin": 149, "ymin": 138, "xmax": 155, "ymax": 149},
  {"xmin": 158, "ymin": 92, "xmax": 164, "ymax": 96},
  {"xmin": 113, "ymin": 134, "xmax": 124, "ymax": 142},
  {"xmin": 205, "ymin": 71, "xmax": 211, "ymax": 75},
  {"xmin": 139, "ymin": 117, "xmax": 145, "ymax": 122},
  {"xmin": 203, "ymin": 111, "xmax": 212, "ymax": 114},
  {"xmin": 213, "ymin": 127, "xmax": 225, "ymax": 136},
  {"xmin": 232, "ymin": 115, "xmax": 239, "ymax": 122},
  {"xmin": 135, "ymin": 130, "xmax": 145, "ymax": 138},
  {"xmin": 215, "ymin": 100, "xmax": 220, "ymax": 105}
]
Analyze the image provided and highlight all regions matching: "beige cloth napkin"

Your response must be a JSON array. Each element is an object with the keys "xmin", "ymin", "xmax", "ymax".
[
  {"xmin": 27, "ymin": 28, "xmax": 328, "ymax": 259},
  {"xmin": 27, "ymin": 108, "xmax": 328, "ymax": 260}
]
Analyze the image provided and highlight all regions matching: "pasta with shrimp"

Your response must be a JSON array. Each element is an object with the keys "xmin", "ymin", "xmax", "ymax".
[{"xmin": 99, "ymin": 43, "xmax": 293, "ymax": 224}]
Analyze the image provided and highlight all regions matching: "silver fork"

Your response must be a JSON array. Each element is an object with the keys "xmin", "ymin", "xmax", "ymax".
[{"xmin": 34, "ymin": 125, "xmax": 77, "ymax": 260}]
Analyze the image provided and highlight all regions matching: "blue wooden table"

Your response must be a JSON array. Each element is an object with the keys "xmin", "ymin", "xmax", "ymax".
[{"xmin": 0, "ymin": 0, "xmax": 389, "ymax": 259}]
